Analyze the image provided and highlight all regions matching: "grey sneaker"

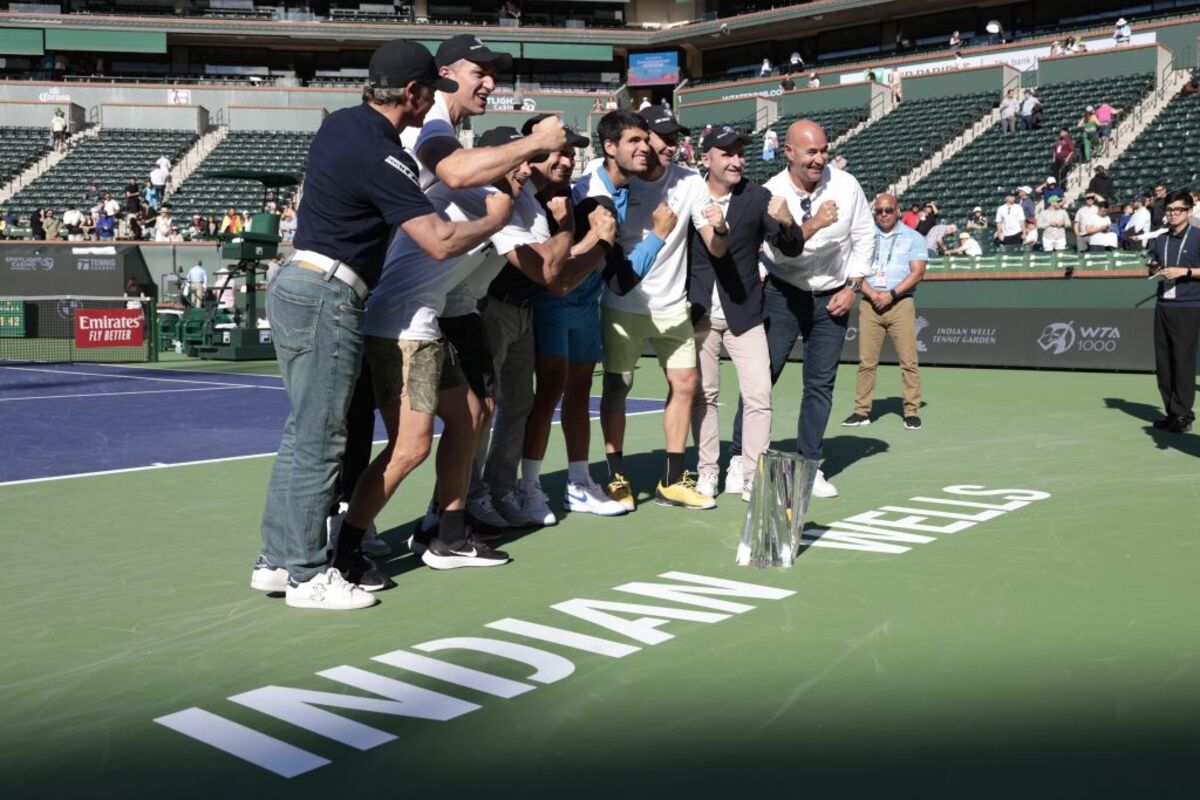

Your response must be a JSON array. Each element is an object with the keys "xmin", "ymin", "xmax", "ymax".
[{"xmin": 468, "ymin": 492, "xmax": 511, "ymax": 530}]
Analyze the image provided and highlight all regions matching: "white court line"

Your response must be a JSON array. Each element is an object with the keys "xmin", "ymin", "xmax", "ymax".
[
  {"xmin": 0, "ymin": 386, "xmax": 261, "ymax": 402},
  {"xmin": 0, "ymin": 407, "xmax": 664, "ymax": 487},
  {"xmin": 0, "ymin": 365, "xmax": 284, "ymax": 390}
]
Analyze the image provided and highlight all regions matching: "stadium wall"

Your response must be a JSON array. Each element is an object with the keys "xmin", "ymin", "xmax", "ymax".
[
  {"xmin": 101, "ymin": 103, "xmax": 208, "ymax": 133},
  {"xmin": 0, "ymin": 99, "xmax": 84, "ymax": 130},
  {"xmin": 227, "ymin": 105, "xmax": 326, "ymax": 132},
  {"xmin": 1038, "ymin": 44, "xmax": 1171, "ymax": 85}
]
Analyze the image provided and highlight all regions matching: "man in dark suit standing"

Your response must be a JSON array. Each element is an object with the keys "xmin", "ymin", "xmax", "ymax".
[{"xmin": 688, "ymin": 125, "xmax": 807, "ymax": 500}]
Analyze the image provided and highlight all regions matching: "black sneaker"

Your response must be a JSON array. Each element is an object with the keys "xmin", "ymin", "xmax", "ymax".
[
  {"xmin": 1152, "ymin": 416, "xmax": 1175, "ymax": 430},
  {"xmin": 903, "ymin": 415, "xmax": 922, "ymax": 430},
  {"xmin": 407, "ymin": 522, "xmax": 436, "ymax": 556},
  {"xmin": 841, "ymin": 413, "xmax": 871, "ymax": 427},
  {"xmin": 1167, "ymin": 417, "xmax": 1193, "ymax": 433},
  {"xmin": 334, "ymin": 552, "xmax": 392, "ymax": 592},
  {"xmin": 421, "ymin": 535, "xmax": 510, "ymax": 570}
]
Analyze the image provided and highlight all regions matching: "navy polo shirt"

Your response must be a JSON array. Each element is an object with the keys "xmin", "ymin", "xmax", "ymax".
[
  {"xmin": 1153, "ymin": 225, "xmax": 1200, "ymax": 308},
  {"xmin": 294, "ymin": 103, "xmax": 434, "ymax": 289}
]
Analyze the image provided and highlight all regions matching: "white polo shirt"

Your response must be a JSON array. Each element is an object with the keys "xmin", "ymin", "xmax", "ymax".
[
  {"xmin": 400, "ymin": 92, "xmax": 457, "ymax": 190},
  {"xmin": 762, "ymin": 165, "xmax": 875, "ymax": 292},
  {"xmin": 602, "ymin": 162, "xmax": 709, "ymax": 316},
  {"xmin": 364, "ymin": 183, "xmax": 540, "ymax": 340},
  {"xmin": 995, "ymin": 203, "xmax": 1025, "ymax": 237}
]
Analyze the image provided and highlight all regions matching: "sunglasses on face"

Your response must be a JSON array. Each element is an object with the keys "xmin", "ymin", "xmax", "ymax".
[{"xmin": 874, "ymin": 207, "xmax": 897, "ymax": 215}]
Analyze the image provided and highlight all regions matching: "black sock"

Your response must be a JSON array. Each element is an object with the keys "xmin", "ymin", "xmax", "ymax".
[
  {"xmin": 665, "ymin": 452, "xmax": 685, "ymax": 485},
  {"xmin": 334, "ymin": 522, "xmax": 366, "ymax": 567},
  {"xmin": 439, "ymin": 509, "xmax": 467, "ymax": 547},
  {"xmin": 606, "ymin": 451, "xmax": 625, "ymax": 478}
]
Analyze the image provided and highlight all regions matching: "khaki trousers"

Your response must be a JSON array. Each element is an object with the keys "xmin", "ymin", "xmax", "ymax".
[
  {"xmin": 692, "ymin": 316, "xmax": 772, "ymax": 478},
  {"xmin": 854, "ymin": 296, "xmax": 922, "ymax": 417}
]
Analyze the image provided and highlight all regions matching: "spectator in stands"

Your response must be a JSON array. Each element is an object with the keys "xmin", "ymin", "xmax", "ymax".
[
  {"xmin": 1094, "ymin": 101, "xmax": 1122, "ymax": 142},
  {"xmin": 155, "ymin": 153, "xmax": 171, "ymax": 174},
  {"xmin": 638, "ymin": 96, "xmax": 651, "ymax": 110},
  {"xmin": 1191, "ymin": 192, "xmax": 1200, "ymax": 228},
  {"xmin": 62, "ymin": 205, "xmax": 83, "ymax": 241},
  {"xmin": 1114, "ymin": 18, "xmax": 1132, "ymax": 46},
  {"xmin": 167, "ymin": 226, "xmax": 184, "ymax": 243},
  {"xmin": 1038, "ymin": 176, "xmax": 1065, "ymax": 204},
  {"xmin": 96, "ymin": 211, "xmax": 115, "ymax": 241},
  {"xmin": 279, "ymin": 202, "xmax": 297, "ymax": 241},
  {"xmin": 142, "ymin": 180, "xmax": 158, "ymax": 210},
  {"xmin": 949, "ymin": 30, "xmax": 964, "ymax": 49},
  {"xmin": 788, "ymin": 51, "xmax": 804, "ymax": 74},
  {"xmin": 1074, "ymin": 193, "xmax": 1102, "ymax": 251},
  {"xmin": 1087, "ymin": 205, "xmax": 1118, "ymax": 251},
  {"xmin": 994, "ymin": 193, "xmax": 1025, "ymax": 247},
  {"xmin": 136, "ymin": 202, "xmax": 156, "ymax": 237},
  {"xmin": 80, "ymin": 211, "xmax": 96, "ymax": 241},
  {"xmin": 678, "ymin": 135, "xmax": 695, "ymax": 166},
  {"xmin": 591, "ymin": 97, "xmax": 604, "ymax": 112},
  {"xmin": 605, "ymin": 94, "xmax": 618, "ymax": 110},
  {"xmin": 1020, "ymin": 89, "xmax": 1041, "ymax": 131},
  {"xmin": 966, "ymin": 206, "xmax": 988, "ymax": 230},
  {"xmin": 1051, "ymin": 128, "xmax": 1074, "ymax": 182},
  {"xmin": 50, "ymin": 108, "xmax": 68, "ymax": 152},
  {"xmin": 780, "ymin": 75, "xmax": 795, "ymax": 92},
  {"xmin": 150, "ymin": 162, "xmax": 170, "ymax": 206},
  {"xmin": 1123, "ymin": 198, "xmax": 1152, "ymax": 248},
  {"xmin": 42, "ymin": 210, "xmax": 60, "ymax": 241},
  {"xmin": 762, "ymin": 128, "xmax": 778, "ymax": 161},
  {"xmin": 499, "ymin": 1, "xmax": 521, "ymax": 24},
  {"xmin": 1087, "ymin": 165, "xmax": 1114, "ymax": 204},
  {"xmin": 832, "ymin": 152, "xmax": 847, "ymax": 171},
  {"xmin": 953, "ymin": 52, "xmax": 965, "ymax": 70},
  {"xmin": 219, "ymin": 206, "xmax": 243, "ymax": 236},
  {"xmin": 945, "ymin": 230, "xmax": 982, "ymax": 257},
  {"xmin": 925, "ymin": 221, "xmax": 956, "ymax": 255},
  {"xmin": 1038, "ymin": 195, "xmax": 1071, "ymax": 251},
  {"xmin": 30, "ymin": 209, "xmax": 45, "ymax": 241},
  {"xmin": 1049, "ymin": 40, "xmax": 1065, "ymax": 57},
  {"xmin": 807, "ymin": 71, "xmax": 820, "ymax": 89},
  {"xmin": 1151, "ymin": 183, "xmax": 1169, "ymax": 227},
  {"xmin": 1078, "ymin": 106, "xmax": 1101, "ymax": 160},
  {"xmin": 889, "ymin": 70, "xmax": 903, "ymax": 104},
  {"xmin": 917, "ymin": 202, "xmax": 939, "ymax": 236},
  {"xmin": 124, "ymin": 177, "xmax": 140, "ymax": 214},
  {"xmin": 760, "ymin": 58, "xmax": 772, "ymax": 77},
  {"xmin": 101, "ymin": 192, "xmax": 120, "ymax": 218},
  {"xmin": 154, "ymin": 208, "xmax": 173, "ymax": 242},
  {"xmin": 901, "ymin": 203, "xmax": 921, "ymax": 229},
  {"xmin": 1018, "ymin": 186, "xmax": 1036, "ymax": 224},
  {"xmin": 1182, "ymin": 76, "xmax": 1200, "ymax": 95},
  {"xmin": 83, "ymin": 182, "xmax": 100, "ymax": 205}
]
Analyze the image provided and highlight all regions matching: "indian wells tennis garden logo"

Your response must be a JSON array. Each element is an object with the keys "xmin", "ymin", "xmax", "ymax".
[{"xmin": 156, "ymin": 485, "xmax": 1048, "ymax": 778}]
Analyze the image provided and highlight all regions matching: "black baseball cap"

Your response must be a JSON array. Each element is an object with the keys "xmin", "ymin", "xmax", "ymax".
[
  {"xmin": 521, "ymin": 114, "xmax": 590, "ymax": 148},
  {"xmin": 436, "ymin": 34, "xmax": 514, "ymax": 70},
  {"xmin": 637, "ymin": 103, "xmax": 688, "ymax": 136},
  {"xmin": 477, "ymin": 126, "xmax": 524, "ymax": 148},
  {"xmin": 700, "ymin": 124, "xmax": 751, "ymax": 151},
  {"xmin": 368, "ymin": 40, "xmax": 458, "ymax": 92}
]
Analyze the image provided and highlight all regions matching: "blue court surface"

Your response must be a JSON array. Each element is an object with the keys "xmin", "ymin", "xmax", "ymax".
[{"xmin": 0, "ymin": 363, "xmax": 663, "ymax": 485}]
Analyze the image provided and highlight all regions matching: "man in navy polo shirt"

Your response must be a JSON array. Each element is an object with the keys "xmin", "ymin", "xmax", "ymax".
[
  {"xmin": 1150, "ymin": 189, "xmax": 1200, "ymax": 434},
  {"xmin": 249, "ymin": 40, "xmax": 512, "ymax": 611}
]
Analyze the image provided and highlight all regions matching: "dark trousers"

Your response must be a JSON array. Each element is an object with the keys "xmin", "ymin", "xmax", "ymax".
[
  {"xmin": 731, "ymin": 279, "xmax": 848, "ymax": 461},
  {"xmin": 338, "ymin": 356, "xmax": 375, "ymax": 511},
  {"xmin": 1154, "ymin": 304, "xmax": 1200, "ymax": 423}
]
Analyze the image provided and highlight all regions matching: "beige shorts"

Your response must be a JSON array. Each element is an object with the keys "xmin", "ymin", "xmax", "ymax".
[
  {"xmin": 364, "ymin": 336, "xmax": 465, "ymax": 414},
  {"xmin": 600, "ymin": 305, "xmax": 697, "ymax": 374}
]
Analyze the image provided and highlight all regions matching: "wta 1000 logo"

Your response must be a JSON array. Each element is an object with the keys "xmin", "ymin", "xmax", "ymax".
[{"xmin": 1037, "ymin": 321, "xmax": 1121, "ymax": 354}]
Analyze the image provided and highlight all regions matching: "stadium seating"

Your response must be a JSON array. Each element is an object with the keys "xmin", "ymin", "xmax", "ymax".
[
  {"xmin": 1104, "ymin": 77, "xmax": 1200, "ymax": 199},
  {"xmin": 0, "ymin": 128, "xmax": 51, "ymax": 185},
  {"xmin": 742, "ymin": 105, "xmax": 869, "ymax": 183},
  {"xmin": 899, "ymin": 74, "xmax": 1155, "ymax": 224},
  {"xmin": 167, "ymin": 130, "xmax": 314, "ymax": 220},
  {"xmin": 835, "ymin": 92, "xmax": 996, "ymax": 199},
  {"xmin": 7, "ymin": 129, "xmax": 196, "ymax": 216}
]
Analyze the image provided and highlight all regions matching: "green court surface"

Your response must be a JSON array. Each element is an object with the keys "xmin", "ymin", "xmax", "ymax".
[{"xmin": 2, "ymin": 358, "xmax": 1197, "ymax": 798}]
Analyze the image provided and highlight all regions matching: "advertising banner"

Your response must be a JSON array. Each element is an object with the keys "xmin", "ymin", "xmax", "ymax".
[
  {"xmin": 628, "ymin": 52, "xmax": 680, "ymax": 87},
  {"xmin": 74, "ymin": 308, "xmax": 145, "ymax": 348}
]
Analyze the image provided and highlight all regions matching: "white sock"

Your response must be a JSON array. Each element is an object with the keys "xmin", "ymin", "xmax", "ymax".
[
  {"xmin": 567, "ymin": 461, "xmax": 590, "ymax": 485},
  {"xmin": 521, "ymin": 458, "xmax": 542, "ymax": 486}
]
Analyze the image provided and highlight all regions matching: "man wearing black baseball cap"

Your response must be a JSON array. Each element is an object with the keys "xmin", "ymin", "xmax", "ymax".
[
  {"xmin": 637, "ymin": 102, "xmax": 688, "ymax": 176},
  {"xmin": 251, "ymin": 39, "xmax": 513, "ymax": 610},
  {"xmin": 401, "ymin": 33, "xmax": 566, "ymax": 191},
  {"xmin": 689, "ymin": 125, "xmax": 805, "ymax": 501}
]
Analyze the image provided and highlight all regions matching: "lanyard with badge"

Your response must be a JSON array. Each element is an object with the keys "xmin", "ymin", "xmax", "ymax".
[
  {"xmin": 1159, "ymin": 227, "xmax": 1194, "ymax": 300},
  {"xmin": 872, "ymin": 234, "xmax": 897, "ymax": 288}
]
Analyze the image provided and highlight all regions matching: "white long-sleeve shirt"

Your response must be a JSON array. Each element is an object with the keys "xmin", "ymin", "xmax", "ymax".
[{"xmin": 762, "ymin": 165, "xmax": 874, "ymax": 291}]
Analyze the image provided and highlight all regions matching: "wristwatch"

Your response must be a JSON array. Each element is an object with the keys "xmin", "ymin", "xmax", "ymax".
[
  {"xmin": 847, "ymin": 279, "xmax": 863, "ymax": 292},
  {"xmin": 889, "ymin": 288, "xmax": 899, "ymax": 301}
]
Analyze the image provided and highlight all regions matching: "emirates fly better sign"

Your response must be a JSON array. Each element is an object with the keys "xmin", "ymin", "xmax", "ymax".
[{"xmin": 74, "ymin": 308, "xmax": 144, "ymax": 348}]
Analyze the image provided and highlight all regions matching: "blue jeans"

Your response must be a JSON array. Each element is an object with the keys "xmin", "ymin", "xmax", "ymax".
[
  {"xmin": 259, "ymin": 264, "xmax": 365, "ymax": 582},
  {"xmin": 730, "ymin": 279, "xmax": 848, "ymax": 462}
]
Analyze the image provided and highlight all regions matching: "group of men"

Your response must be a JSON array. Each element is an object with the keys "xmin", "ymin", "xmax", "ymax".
[{"xmin": 249, "ymin": 35, "xmax": 928, "ymax": 611}]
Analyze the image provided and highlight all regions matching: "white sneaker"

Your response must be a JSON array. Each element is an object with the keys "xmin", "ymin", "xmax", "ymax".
[
  {"xmin": 696, "ymin": 472, "xmax": 719, "ymax": 498},
  {"xmin": 285, "ymin": 567, "xmax": 378, "ymax": 610},
  {"xmin": 724, "ymin": 457, "xmax": 744, "ymax": 495},
  {"xmin": 468, "ymin": 492, "xmax": 511, "ymax": 530},
  {"xmin": 813, "ymin": 469, "xmax": 838, "ymax": 498},
  {"xmin": 564, "ymin": 478, "xmax": 628, "ymax": 516},
  {"xmin": 250, "ymin": 554, "xmax": 288, "ymax": 592},
  {"xmin": 520, "ymin": 483, "xmax": 558, "ymax": 527},
  {"xmin": 740, "ymin": 477, "xmax": 753, "ymax": 503},
  {"xmin": 492, "ymin": 488, "xmax": 527, "ymax": 527}
]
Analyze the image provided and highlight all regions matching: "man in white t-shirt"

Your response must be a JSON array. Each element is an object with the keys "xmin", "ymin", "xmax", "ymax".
[
  {"xmin": 597, "ymin": 103, "xmax": 728, "ymax": 511},
  {"xmin": 1038, "ymin": 196, "xmax": 1071, "ymax": 251},
  {"xmin": 729, "ymin": 119, "xmax": 873, "ymax": 499},
  {"xmin": 994, "ymin": 194, "xmax": 1025, "ymax": 247},
  {"xmin": 186, "ymin": 260, "xmax": 207, "ymax": 305},
  {"xmin": 61, "ymin": 205, "xmax": 83, "ymax": 240},
  {"xmin": 149, "ymin": 163, "xmax": 169, "ymax": 206}
]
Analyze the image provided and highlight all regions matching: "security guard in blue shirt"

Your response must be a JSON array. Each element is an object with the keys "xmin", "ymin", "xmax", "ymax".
[
  {"xmin": 842, "ymin": 192, "xmax": 929, "ymax": 430},
  {"xmin": 251, "ymin": 39, "xmax": 514, "ymax": 610}
]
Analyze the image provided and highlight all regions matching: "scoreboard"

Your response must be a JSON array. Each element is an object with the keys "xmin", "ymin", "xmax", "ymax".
[{"xmin": 0, "ymin": 300, "xmax": 24, "ymax": 338}]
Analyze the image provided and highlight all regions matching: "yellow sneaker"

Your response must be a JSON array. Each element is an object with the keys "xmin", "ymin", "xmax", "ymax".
[
  {"xmin": 655, "ymin": 471, "xmax": 717, "ymax": 510},
  {"xmin": 606, "ymin": 472, "xmax": 636, "ymax": 512}
]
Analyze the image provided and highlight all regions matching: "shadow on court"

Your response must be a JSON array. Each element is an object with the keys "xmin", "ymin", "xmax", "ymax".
[
  {"xmin": 1103, "ymin": 396, "xmax": 1200, "ymax": 457},
  {"xmin": 866, "ymin": 396, "xmax": 928, "ymax": 421}
]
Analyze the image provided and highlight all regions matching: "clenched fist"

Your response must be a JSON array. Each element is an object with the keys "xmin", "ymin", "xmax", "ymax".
[
  {"xmin": 651, "ymin": 202, "xmax": 678, "ymax": 238},
  {"xmin": 588, "ymin": 205, "xmax": 617, "ymax": 244},
  {"xmin": 484, "ymin": 191, "xmax": 514, "ymax": 224},
  {"xmin": 545, "ymin": 195, "xmax": 573, "ymax": 230},
  {"xmin": 767, "ymin": 195, "xmax": 794, "ymax": 227},
  {"xmin": 529, "ymin": 115, "xmax": 568, "ymax": 153},
  {"xmin": 809, "ymin": 199, "xmax": 838, "ymax": 231},
  {"xmin": 701, "ymin": 202, "xmax": 727, "ymax": 233}
]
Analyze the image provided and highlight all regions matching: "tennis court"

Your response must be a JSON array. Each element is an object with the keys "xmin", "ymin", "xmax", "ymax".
[{"xmin": 1, "ymin": 356, "xmax": 1196, "ymax": 798}]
